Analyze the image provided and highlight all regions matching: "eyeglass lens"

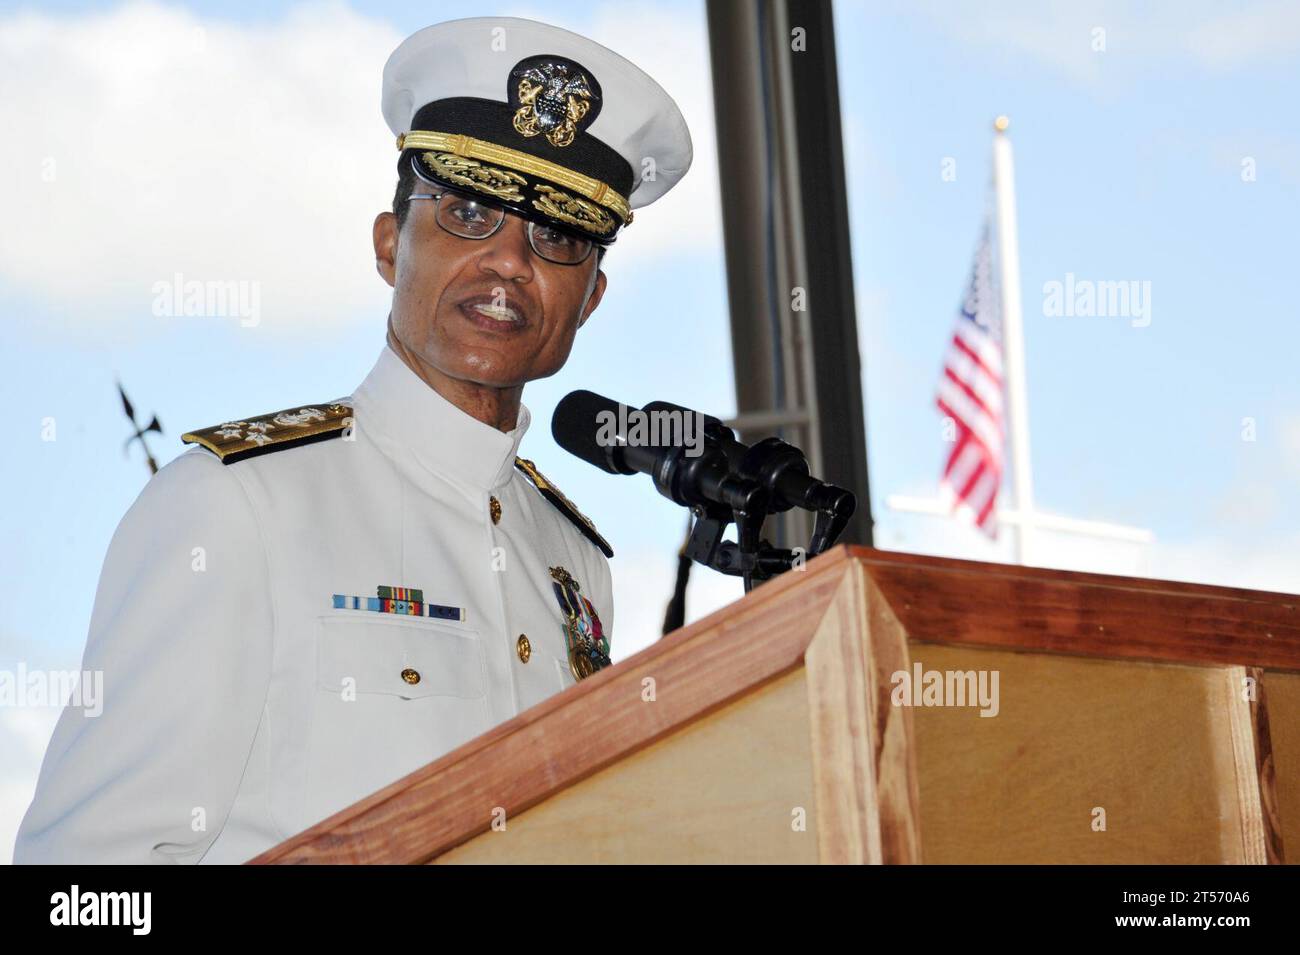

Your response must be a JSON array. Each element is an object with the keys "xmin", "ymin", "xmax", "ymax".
[{"xmin": 432, "ymin": 192, "xmax": 593, "ymax": 265}]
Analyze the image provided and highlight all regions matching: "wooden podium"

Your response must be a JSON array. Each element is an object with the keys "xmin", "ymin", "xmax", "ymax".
[{"xmin": 250, "ymin": 546, "xmax": 1299, "ymax": 864}]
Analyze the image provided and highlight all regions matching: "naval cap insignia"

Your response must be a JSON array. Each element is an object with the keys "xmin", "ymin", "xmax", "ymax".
[{"xmin": 509, "ymin": 55, "xmax": 602, "ymax": 148}]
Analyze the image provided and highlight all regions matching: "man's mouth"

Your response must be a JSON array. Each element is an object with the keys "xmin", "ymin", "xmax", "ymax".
[
  {"xmin": 472, "ymin": 303, "xmax": 521, "ymax": 323},
  {"xmin": 457, "ymin": 294, "xmax": 532, "ymax": 332}
]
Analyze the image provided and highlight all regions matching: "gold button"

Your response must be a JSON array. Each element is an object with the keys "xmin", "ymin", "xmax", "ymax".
[
  {"xmin": 400, "ymin": 668, "xmax": 421, "ymax": 685},
  {"xmin": 489, "ymin": 496, "xmax": 502, "ymax": 524},
  {"xmin": 516, "ymin": 633, "xmax": 532, "ymax": 663}
]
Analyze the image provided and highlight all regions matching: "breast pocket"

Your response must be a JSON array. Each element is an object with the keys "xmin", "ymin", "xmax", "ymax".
[
  {"xmin": 316, "ymin": 612, "xmax": 486, "ymax": 700},
  {"xmin": 301, "ymin": 613, "xmax": 491, "ymax": 825}
]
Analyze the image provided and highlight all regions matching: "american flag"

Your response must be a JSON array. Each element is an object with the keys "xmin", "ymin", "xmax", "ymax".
[{"xmin": 936, "ymin": 226, "xmax": 1005, "ymax": 537}]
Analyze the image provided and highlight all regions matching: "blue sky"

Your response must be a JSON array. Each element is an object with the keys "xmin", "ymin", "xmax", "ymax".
[
  {"xmin": 2, "ymin": 0, "xmax": 1298, "ymax": 859},
  {"xmin": 838, "ymin": 0, "xmax": 1300, "ymax": 581}
]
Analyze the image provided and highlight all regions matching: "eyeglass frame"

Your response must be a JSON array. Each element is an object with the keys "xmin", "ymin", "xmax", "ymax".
[{"xmin": 404, "ymin": 186, "xmax": 611, "ymax": 267}]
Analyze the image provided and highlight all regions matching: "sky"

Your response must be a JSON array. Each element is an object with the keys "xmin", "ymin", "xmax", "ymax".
[{"xmin": 2, "ymin": 0, "xmax": 1298, "ymax": 862}]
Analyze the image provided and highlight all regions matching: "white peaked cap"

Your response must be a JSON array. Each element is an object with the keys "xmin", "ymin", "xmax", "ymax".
[{"xmin": 381, "ymin": 17, "xmax": 693, "ymax": 240}]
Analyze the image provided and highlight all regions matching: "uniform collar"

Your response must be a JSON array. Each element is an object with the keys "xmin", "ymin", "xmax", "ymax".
[{"xmin": 351, "ymin": 343, "xmax": 530, "ymax": 491}]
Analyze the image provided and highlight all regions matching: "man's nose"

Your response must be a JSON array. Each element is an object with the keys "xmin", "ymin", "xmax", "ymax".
[{"xmin": 476, "ymin": 215, "xmax": 535, "ymax": 282}]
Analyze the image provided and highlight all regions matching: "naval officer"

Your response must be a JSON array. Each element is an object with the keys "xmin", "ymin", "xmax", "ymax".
[{"xmin": 15, "ymin": 16, "xmax": 691, "ymax": 864}]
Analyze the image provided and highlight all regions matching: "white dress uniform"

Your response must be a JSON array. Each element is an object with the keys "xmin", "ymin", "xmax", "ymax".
[
  {"xmin": 15, "ymin": 14, "xmax": 692, "ymax": 864},
  {"xmin": 15, "ymin": 344, "xmax": 614, "ymax": 863}
]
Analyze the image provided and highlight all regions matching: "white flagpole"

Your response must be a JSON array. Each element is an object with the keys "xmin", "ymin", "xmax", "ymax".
[
  {"xmin": 890, "ymin": 119, "xmax": 1151, "ymax": 564},
  {"xmin": 991, "ymin": 116, "xmax": 1036, "ymax": 566}
]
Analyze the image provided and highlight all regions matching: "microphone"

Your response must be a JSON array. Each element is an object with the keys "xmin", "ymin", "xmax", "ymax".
[
  {"xmin": 552, "ymin": 390, "xmax": 765, "ymax": 513},
  {"xmin": 554, "ymin": 391, "xmax": 854, "ymax": 522},
  {"xmin": 552, "ymin": 389, "xmax": 857, "ymax": 587}
]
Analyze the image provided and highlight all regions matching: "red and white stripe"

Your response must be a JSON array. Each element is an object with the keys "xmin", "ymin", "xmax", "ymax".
[{"xmin": 936, "ymin": 230, "xmax": 1005, "ymax": 537}]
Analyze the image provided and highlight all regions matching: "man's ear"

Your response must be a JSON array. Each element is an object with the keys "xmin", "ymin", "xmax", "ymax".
[
  {"xmin": 577, "ymin": 267, "xmax": 607, "ymax": 329},
  {"xmin": 373, "ymin": 212, "xmax": 398, "ymax": 288}
]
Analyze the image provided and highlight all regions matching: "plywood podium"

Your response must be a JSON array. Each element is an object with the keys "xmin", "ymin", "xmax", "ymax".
[{"xmin": 250, "ymin": 546, "xmax": 1299, "ymax": 864}]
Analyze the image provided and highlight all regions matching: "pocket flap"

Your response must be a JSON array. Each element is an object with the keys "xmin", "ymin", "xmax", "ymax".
[{"xmin": 315, "ymin": 614, "xmax": 485, "ymax": 700}]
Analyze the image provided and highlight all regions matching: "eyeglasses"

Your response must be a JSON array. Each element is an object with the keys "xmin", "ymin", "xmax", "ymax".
[{"xmin": 406, "ymin": 189, "xmax": 602, "ymax": 266}]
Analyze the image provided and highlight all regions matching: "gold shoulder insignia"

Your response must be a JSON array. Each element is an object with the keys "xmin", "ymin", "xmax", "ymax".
[
  {"xmin": 515, "ymin": 456, "xmax": 613, "ymax": 558},
  {"xmin": 182, "ymin": 401, "xmax": 353, "ymax": 465}
]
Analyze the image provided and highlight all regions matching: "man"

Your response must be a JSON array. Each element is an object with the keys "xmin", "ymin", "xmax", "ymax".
[{"xmin": 15, "ymin": 16, "xmax": 691, "ymax": 864}]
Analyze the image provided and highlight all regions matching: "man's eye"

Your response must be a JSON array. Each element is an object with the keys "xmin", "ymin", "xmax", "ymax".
[
  {"xmin": 537, "ymin": 227, "xmax": 577, "ymax": 247},
  {"xmin": 449, "ymin": 204, "xmax": 488, "ymax": 225}
]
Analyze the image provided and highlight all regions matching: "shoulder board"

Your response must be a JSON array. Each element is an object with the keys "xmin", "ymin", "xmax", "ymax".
[
  {"xmin": 182, "ymin": 401, "xmax": 353, "ymax": 465},
  {"xmin": 515, "ymin": 456, "xmax": 613, "ymax": 558}
]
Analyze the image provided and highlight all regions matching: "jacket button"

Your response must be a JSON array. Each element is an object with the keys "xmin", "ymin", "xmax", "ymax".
[
  {"xmin": 400, "ymin": 668, "xmax": 421, "ymax": 685},
  {"xmin": 516, "ymin": 634, "xmax": 532, "ymax": 663},
  {"xmin": 489, "ymin": 496, "xmax": 502, "ymax": 524}
]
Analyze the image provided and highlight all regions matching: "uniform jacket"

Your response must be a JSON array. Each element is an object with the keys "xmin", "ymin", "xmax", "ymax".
[{"xmin": 14, "ymin": 343, "xmax": 613, "ymax": 863}]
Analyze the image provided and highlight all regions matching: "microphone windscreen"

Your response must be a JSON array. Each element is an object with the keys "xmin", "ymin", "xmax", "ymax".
[{"xmin": 552, "ymin": 390, "xmax": 625, "ymax": 474}]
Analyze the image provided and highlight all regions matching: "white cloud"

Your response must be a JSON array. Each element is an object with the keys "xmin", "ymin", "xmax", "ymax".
[
  {"xmin": 881, "ymin": 476, "xmax": 1300, "ymax": 594},
  {"xmin": 0, "ymin": 1, "xmax": 721, "ymax": 330},
  {"xmin": 1213, "ymin": 479, "xmax": 1281, "ymax": 529},
  {"xmin": 0, "ymin": 2, "xmax": 403, "ymax": 329},
  {"xmin": 1186, "ymin": 0, "xmax": 1300, "ymax": 70},
  {"xmin": 890, "ymin": 0, "xmax": 1300, "ymax": 88},
  {"xmin": 1143, "ymin": 533, "xmax": 1300, "ymax": 596}
]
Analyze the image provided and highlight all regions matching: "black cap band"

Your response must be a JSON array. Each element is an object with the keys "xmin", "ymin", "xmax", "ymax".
[{"xmin": 398, "ymin": 98, "xmax": 634, "ymax": 240}]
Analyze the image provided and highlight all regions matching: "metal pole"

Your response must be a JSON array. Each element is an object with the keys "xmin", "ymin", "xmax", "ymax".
[{"xmin": 992, "ymin": 117, "xmax": 1035, "ymax": 565}]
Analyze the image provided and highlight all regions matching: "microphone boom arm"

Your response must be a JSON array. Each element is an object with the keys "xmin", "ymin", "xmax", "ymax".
[{"xmin": 680, "ymin": 437, "xmax": 856, "ymax": 592}]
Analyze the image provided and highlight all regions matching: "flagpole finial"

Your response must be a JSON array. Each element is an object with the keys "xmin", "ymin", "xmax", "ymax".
[{"xmin": 994, "ymin": 115, "xmax": 1010, "ymax": 133}]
